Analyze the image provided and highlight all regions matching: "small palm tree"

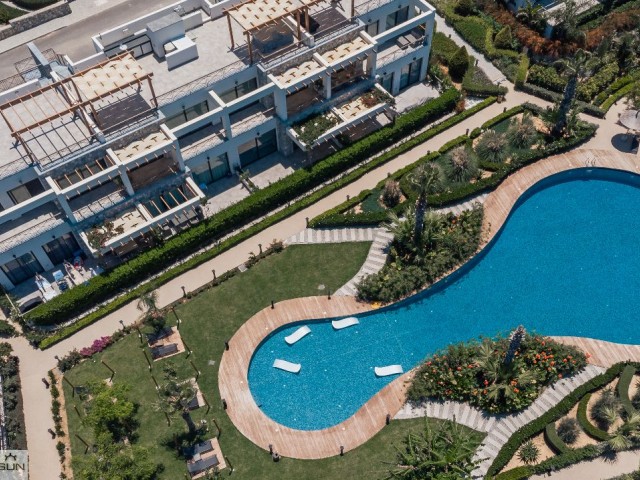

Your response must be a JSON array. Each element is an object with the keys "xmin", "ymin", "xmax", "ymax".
[
  {"xmin": 444, "ymin": 147, "xmax": 478, "ymax": 184},
  {"xmin": 137, "ymin": 291, "xmax": 159, "ymax": 317},
  {"xmin": 557, "ymin": 418, "xmax": 580, "ymax": 445},
  {"xmin": 507, "ymin": 113, "xmax": 538, "ymax": 149},
  {"xmin": 476, "ymin": 130, "xmax": 509, "ymax": 163},
  {"xmin": 517, "ymin": 440, "xmax": 540, "ymax": 465},
  {"xmin": 153, "ymin": 362, "xmax": 198, "ymax": 434},
  {"xmin": 516, "ymin": 0, "xmax": 545, "ymax": 32},
  {"xmin": 408, "ymin": 164, "xmax": 441, "ymax": 245}
]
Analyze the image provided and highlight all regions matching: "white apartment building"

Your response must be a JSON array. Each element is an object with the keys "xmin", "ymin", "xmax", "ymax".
[{"xmin": 0, "ymin": 0, "xmax": 435, "ymax": 305}]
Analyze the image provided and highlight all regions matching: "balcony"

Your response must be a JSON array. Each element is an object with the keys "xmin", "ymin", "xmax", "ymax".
[
  {"xmin": 179, "ymin": 123, "xmax": 226, "ymax": 161},
  {"xmin": 128, "ymin": 155, "xmax": 180, "ymax": 191},
  {"xmin": 69, "ymin": 180, "xmax": 128, "ymax": 222},
  {"xmin": 53, "ymin": 157, "xmax": 116, "ymax": 190},
  {"xmin": 83, "ymin": 179, "xmax": 204, "ymax": 255},
  {"xmin": 376, "ymin": 32, "xmax": 427, "ymax": 68},
  {"xmin": 288, "ymin": 86, "xmax": 394, "ymax": 150},
  {"xmin": 113, "ymin": 129, "xmax": 172, "ymax": 164},
  {"xmin": 0, "ymin": 203, "xmax": 65, "ymax": 255},
  {"xmin": 230, "ymin": 103, "xmax": 275, "ymax": 137}
]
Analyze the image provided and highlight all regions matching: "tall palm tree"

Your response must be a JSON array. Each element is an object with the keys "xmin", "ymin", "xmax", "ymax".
[
  {"xmin": 607, "ymin": 411, "xmax": 640, "ymax": 451},
  {"xmin": 153, "ymin": 362, "xmax": 198, "ymax": 434},
  {"xmin": 551, "ymin": 49, "xmax": 596, "ymax": 137},
  {"xmin": 408, "ymin": 164, "xmax": 440, "ymax": 245}
]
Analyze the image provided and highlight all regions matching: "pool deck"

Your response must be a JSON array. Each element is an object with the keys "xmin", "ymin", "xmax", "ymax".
[{"xmin": 218, "ymin": 147, "xmax": 640, "ymax": 460}]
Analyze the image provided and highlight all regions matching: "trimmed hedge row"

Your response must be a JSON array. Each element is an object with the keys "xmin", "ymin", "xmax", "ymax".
[
  {"xmin": 514, "ymin": 54, "xmax": 529, "ymax": 89},
  {"xmin": 617, "ymin": 364, "xmax": 636, "ymax": 417},
  {"xmin": 600, "ymin": 82, "xmax": 638, "ymax": 112},
  {"xmin": 544, "ymin": 422, "xmax": 570, "ymax": 454},
  {"xmin": 576, "ymin": 392, "xmax": 610, "ymax": 441},
  {"xmin": 28, "ymin": 89, "xmax": 462, "ymax": 328},
  {"xmin": 518, "ymin": 83, "xmax": 607, "ymax": 118},
  {"xmin": 487, "ymin": 363, "xmax": 633, "ymax": 477}
]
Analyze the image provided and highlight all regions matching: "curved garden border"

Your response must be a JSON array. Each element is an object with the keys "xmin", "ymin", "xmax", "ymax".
[{"xmin": 218, "ymin": 148, "xmax": 640, "ymax": 460}]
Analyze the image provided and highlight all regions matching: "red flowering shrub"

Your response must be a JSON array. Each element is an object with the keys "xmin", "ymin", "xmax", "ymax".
[
  {"xmin": 407, "ymin": 333, "xmax": 587, "ymax": 413},
  {"xmin": 79, "ymin": 336, "xmax": 113, "ymax": 358}
]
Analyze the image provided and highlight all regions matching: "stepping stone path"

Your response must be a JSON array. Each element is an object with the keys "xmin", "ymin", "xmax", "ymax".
[{"xmin": 394, "ymin": 364, "xmax": 605, "ymax": 478}]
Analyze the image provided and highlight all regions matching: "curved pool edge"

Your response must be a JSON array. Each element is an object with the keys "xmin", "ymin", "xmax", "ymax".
[
  {"xmin": 480, "ymin": 148, "xmax": 640, "ymax": 249},
  {"xmin": 218, "ymin": 148, "xmax": 640, "ymax": 459}
]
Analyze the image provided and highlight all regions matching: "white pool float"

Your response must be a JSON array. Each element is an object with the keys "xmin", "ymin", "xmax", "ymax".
[
  {"xmin": 375, "ymin": 365, "xmax": 403, "ymax": 377},
  {"xmin": 332, "ymin": 317, "xmax": 359, "ymax": 330},
  {"xmin": 285, "ymin": 326, "xmax": 311, "ymax": 345},
  {"xmin": 273, "ymin": 359, "xmax": 301, "ymax": 373}
]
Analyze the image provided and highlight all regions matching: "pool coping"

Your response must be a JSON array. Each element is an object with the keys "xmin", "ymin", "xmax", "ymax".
[{"xmin": 218, "ymin": 148, "xmax": 640, "ymax": 460}]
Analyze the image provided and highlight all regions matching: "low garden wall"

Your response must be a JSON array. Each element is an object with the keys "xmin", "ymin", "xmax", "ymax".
[{"xmin": 0, "ymin": 1, "xmax": 70, "ymax": 42}]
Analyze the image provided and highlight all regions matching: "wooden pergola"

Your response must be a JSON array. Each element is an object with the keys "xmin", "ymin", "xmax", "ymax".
[
  {"xmin": 224, "ymin": 0, "xmax": 328, "ymax": 62},
  {"xmin": 0, "ymin": 53, "xmax": 157, "ymax": 164}
]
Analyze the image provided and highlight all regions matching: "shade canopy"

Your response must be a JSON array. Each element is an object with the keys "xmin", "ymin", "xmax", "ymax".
[{"xmin": 620, "ymin": 109, "xmax": 640, "ymax": 132}]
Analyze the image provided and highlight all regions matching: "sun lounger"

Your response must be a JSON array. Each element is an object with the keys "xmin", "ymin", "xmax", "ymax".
[
  {"xmin": 375, "ymin": 365, "xmax": 403, "ymax": 377},
  {"xmin": 151, "ymin": 343, "xmax": 178, "ymax": 359},
  {"xmin": 285, "ymin": 326, "xmax": 311, "ymax": 345},
  {"xmin": 332, "ymin": 317, "xmax": 359, "ymax": 330},
  {"xmin": 273, "ymin": 359, "xmax": 301, "ymax": 373}
]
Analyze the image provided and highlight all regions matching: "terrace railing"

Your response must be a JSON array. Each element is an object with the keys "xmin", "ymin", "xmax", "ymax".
[
  {"xmin": 376, "ymin": 38, "xmax": 426, "ymax": 68},
  {"xmin": 156, "ymin": 60, "xmax": 249, "ymax": 107},
  {"xmin": 354, "ymin": 0, "xmax": 395, "ymax": 16}
]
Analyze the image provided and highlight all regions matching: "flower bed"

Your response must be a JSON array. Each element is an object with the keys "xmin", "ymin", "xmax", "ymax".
[{"xmin": 407, "ymin": 334, "xmax": 587, "ymax": 414}]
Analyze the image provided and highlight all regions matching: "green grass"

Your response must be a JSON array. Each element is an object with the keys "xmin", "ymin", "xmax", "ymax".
[
  {"xmin": 0, "ymin": 4, "xmax": 25, "ymax": 23},
  {"xmin": 65, "ymin": 242, "xmax": 418, "ymax": 479}
]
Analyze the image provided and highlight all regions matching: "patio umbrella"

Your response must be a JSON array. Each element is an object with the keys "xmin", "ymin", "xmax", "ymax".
[{"xmin": 620, "ymin": 109, "xmax": 640, "ymax": 133}]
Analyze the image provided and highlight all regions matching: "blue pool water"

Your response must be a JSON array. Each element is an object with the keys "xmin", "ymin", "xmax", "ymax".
[{"xmin": 248, "ymin": 168, "xmax": 640, "ymax": 430}]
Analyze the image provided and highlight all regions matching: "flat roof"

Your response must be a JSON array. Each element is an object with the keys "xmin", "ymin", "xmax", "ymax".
[{"xmin": 72, "ymin": 54, "xmax": 149, "ymax": 102}]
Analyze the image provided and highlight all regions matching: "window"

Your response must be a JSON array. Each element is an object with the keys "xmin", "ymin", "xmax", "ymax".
[
  {"xmin": 365, "ymin": 20, "xmax": 379, "ymax": 36},
  {"xmin": 399, "ymin": 58, "xmax": 422, "ymax": 90},
  {"xmin": 191, "ymin": 154, "xmax": 231, "ymax": 187},
  {"xmin": 43, "ymin": 233, "xmax": 80, "ymax": 266},
  {"xmin": 1, "ymin": 253, "xmax": 43, "ymax": 286},
  {"xmin": 217, "ymin": 78, "xmax": 258, "ymax": 104},
  {"xmin": 386, "ymin": 6, "xmax": 409, "ymax": 30},
  {"xmin": 164, "ymin": 101, "xmax": 210, "ymax": 130},
  {"xmin": 379, "ymin": 72, "xmax": 394, "ymax": 93},
  {"xmin": 238, "ymin": 129, "xmax": 278, "ymax": 167},
  {"xmin": 8, "ymin": 179, "xmax": 45, "ymax": 205}
]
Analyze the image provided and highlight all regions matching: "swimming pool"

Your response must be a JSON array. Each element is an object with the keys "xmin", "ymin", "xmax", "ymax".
[{"xmin": 248, "ymin": 168, "xmax": 640, "ymax": 430}]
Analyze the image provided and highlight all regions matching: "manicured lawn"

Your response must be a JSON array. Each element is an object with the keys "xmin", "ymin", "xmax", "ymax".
[
  {"xmin": 66, "ymin": 242, "xmax": 415, "ymax": 479},
  {"xmin": 0, "ymin": 4, "xmax": 24, "ymax": 24}
]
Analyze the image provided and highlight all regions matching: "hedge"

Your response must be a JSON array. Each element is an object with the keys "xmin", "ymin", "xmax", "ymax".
[
  {"xmin": 11, "ymin": 0, "xmax": 58, "ymax": 9},
  {"xmin": 27, "ymin": 89, "xmax": 463, "ymax": 329},
  {"xmin": 462, "ymin": 61, "xmax": 508, "ymax": 97},
  {"xmin": 487, "ymin": 363, "xmax": 632, "ymax": 477},
  {"xmin": 0, "ymin": 4, "xmax": 24, "ymax": 23},
  {"xmin": 518, "ymin": 83, "xmax": 607, "ymax": 118},
  {"xmin": 593, "ymin": 71, "xmax": 640, "ymax": 106},
  {"xmin": 576, "ymin": 392, "xmax": 610, "ymax": 441},
  {"xmin": 600, "ymin": 82, "xmax": 638, "ymax": 112},
  {"xmin": 514, "ymin": 54, "xmax": 529, "ymax": 89},
  {"xmin": 617, "ymin": 364, "xmax": 636, "ymax": 417},
  {"xmin": 544, "ymin": 422, "xmax": 570, "ymax": 454}
]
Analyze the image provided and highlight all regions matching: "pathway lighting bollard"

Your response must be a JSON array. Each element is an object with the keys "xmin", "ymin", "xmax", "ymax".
[
  {"xmin": 340, "ymin": 445, "xmax": 344, "ymax": 456},
  {"xmin": 42, "ymin": 377, "xmax": 50, "ymax": 388},
  {"xmin": 48, "ymin": 428, "xmax": 56, "ymax": 439},
  {"xmin": 271, "ymin": 300, "xmax": 275, "ymax": 309},
  {"xmin": 269, "ymin": 444, "xmax": 273, "ymax": 454},
  {"xmin": 224, "ymin": 340, "xmax": 229, "ymax": 351},
  {"xmin": 306, "ymin": 217, "xmax": 309, "ymax": 227},
  {"xmin": 328, "ymin": 288, "xmax": 331, "ymax": 300},
  {"xmin": 181, "ymin": 286, "xmax": 187, "ymax": 297},
  {"xmin": 212, "ymin": 269, "xmax": 217, "ymax": 281},
  {"xmin": 259, "ymin": 243, "xmax": 262, "ymax": 254},
  {"xmin": 119, "ymin": 319, "xmax": 125, "ymax": 331},
  {"xmin": 222, "ymin": 398, "xmax": 228, "ymax": 410},
  {"xmin": 386, "ymin": 413, "xmax": 391, "ymax": 425}
]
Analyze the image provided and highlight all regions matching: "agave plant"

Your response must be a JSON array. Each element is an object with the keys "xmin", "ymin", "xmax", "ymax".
[
  {"xmin": 476, "ymin": 130, "xmax": 509, "ymax": 163},
  {"xmin": 517, "ymin": 440, "xmax": 540, "ymax": 465},
  {"xmin": 507, "ymin": 113, "xmax": 538, "ymax": 149},
  {"xmin": 443, "ymin": 147, "xmax": 478, "ymax": 183}
]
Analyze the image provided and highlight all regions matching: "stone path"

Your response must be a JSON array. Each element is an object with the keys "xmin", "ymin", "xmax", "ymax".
[{"xmin": 395, "ymin": 364, "xmax": 606, "ymax": 478}]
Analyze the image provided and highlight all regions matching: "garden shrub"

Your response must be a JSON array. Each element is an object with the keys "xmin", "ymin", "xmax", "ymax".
[
  {"xmin": 357, "ymin": 207, "xmax": 483, "ymax": 303},
  {"xmin": 0, "ymin": 344, "xmax": 26, "ymax": 449},
  {"xmin": 514, "ymin": 54, "xmax": 530, "ymax": 88},
  {"xmin": 455, "ymin": 0, "xmax": 476, "ymax": 16},
  {"xmin": 488, "ymin": 363, "xmax": 631, "ymax": 477},
  {"xmin": 517, "ymin": 440, "xmax": 539, "ymax": 464},
  {"xmin": 449, "ymin": 46, "xmax": 470, "ymax": 80},
  {"xmin": 454, "ymin": 17, "xmax": 490, "ymax": 54},
  {"xmin": 462, "ymin": 62, "xmax": 508, "ymax": 97},
  {"xmin": 519, "ymin": 83, "xmax": 607, "ymax": 118},
  {"xmin": 382, "ymin": 180, "xmax": 402, "ymax": 208},
  {"xmin": 577, "ymin": 392, "xmax": 611, "ymax": 440},
  {"xmin": 407, "ymin": 334, "xmax": 587, "ymax": 414},
  {"xmin": 476, "ymin": 130, "xmax": 509, "ymax": 162},
  {"xmin": 576, "ymin": 62, "xmax": 620, "ymax": 102},
  {"xmin": 555, "ymin": 417, "xmax": 580, "ymax": 446},
  {"xmin": 27, "ymin": 89, "xmax": 462, "ymax": 329},
  {"xmin": 443, "ymin": 146, "xmax": 478, "ymax": 183},
  {"xmin": 527, "ymin": 64, "xmax": 567, "ymax": 93},
  {"xmin": 591, "ymin": 387, "xmax": 621, "ymax": 430},
  {"xmin": 617, "ymin": 364, "xmax": 636, "ymax": 417},
  {"xmin": 11, "ymin": 0, "xmax": 58, "ymax": 9},
  {"xmin": 494, "ymin": 26, "xmax": 513, "ymax": 49},
  {"xmin": 431, "ymin": 32, "xmax": 460, "ymax": 65},
  {"xmin": 0, "ymin": 4, "xmax": 24, "ymax": 24},
  {"xmin": 506, "ymin": 113, "xmax": 538, "ymax": 149}
]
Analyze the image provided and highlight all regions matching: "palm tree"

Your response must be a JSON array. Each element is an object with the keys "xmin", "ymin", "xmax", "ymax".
[
  {"xmin": 383, "ymin": 206, "xmax": 444, "ymax": 261},
  {"xmin": 551, "ymin": 49, "xmax": 597, "ymax": 137},
  {"xmin": 516, "ymin": 0, "xmax": 545, "ymax": 32},
  {"xmin": 607, "ymin": 411, "xmax": 640, "ymax": 452},
  {"xmin": 137, "ymin": 291, "xmax": 159, "ymax": 317},
  {"xmin": 387, "ymin": 418, "xmax": 480, "ymax": 479},
  {"xmin": 153, "ymin": 362, "xmax": 198, "ymax": 434},
  {"xmin": 408, "ymin": 164, "xmax": 441, "ymax": 245}
]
